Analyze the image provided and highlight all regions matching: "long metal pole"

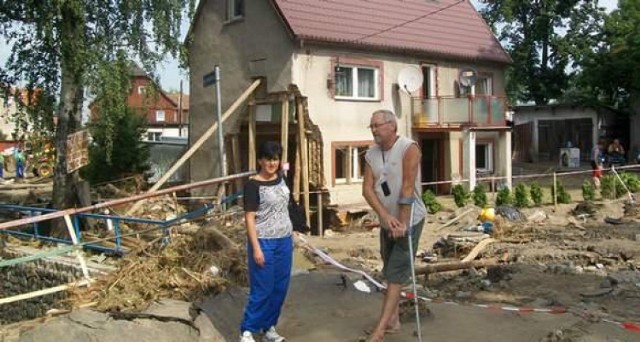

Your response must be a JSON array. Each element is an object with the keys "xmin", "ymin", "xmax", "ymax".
[
  {"xmin": 215, "ymin": 65, "xmax": 227, "ymax": 177},
  {"xmin": 407, "ymin": 201, "xmax": 423, "ymax": 342}
]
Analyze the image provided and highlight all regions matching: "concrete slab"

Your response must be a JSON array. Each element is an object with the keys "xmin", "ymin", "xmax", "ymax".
[{"xmin": 198, "ymin": 270, "xmax": 639, "ymax": 341}]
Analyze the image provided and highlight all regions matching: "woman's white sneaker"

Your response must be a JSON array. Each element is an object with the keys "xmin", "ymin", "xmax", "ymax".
[
  {"xmin": 263, "ymin": 326, "xmax": 285, "ymax": 342},
  {"xmin": 240, "ymin": 331, "xmax": 256, "ymax": 342}
]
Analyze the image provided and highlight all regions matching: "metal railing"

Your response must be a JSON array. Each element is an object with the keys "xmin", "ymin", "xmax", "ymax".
[{"xmin": 412, "ymin": 95, "xmax": 507, "ymax": 127}]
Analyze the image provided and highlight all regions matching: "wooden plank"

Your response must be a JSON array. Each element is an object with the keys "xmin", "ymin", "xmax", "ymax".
[
  {"xmin": 248, "ymin": 102, "xmax": 257, "ymax": 171},
  {"xmin": 281, "ymin": 93, "xmax": 289, "ymax": 170},
  {"xmin": 297, "ymin": 98, "xmax": 311, "ymax": 227},
  {"xmin": 125, "ymin": 79, "xmax": 261, "ymax": 216},
  {"xmin": 231, "ymin": 134, "xmax": 242, "ymax": 193},
  {"xmin": 294, "ymin": 143, "xmax": 301, "ymax": 202},
  {"xmin": 461, "ymin": 238, "xmax": 496, "ymax": 262}
]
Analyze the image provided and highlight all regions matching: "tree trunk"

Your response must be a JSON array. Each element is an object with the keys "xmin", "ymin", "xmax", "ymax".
[{"xmin": 50, "ymin": 2, "xmax": 85, "ymax": 237}]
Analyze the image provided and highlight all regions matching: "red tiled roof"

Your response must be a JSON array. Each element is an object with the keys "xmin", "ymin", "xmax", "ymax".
[
  {"xmin": 272, "ymin": 0, "xmax": 510, "ymax": 63},
  {"xmin": 167, "ymin": 94, "xmax": 190, "ymax": 111}
]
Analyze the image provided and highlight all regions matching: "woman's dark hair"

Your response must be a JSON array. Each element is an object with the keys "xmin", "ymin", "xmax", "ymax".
[{"xmin": 257, "ymin": 141, "xmax": 282, "ymax": 160}]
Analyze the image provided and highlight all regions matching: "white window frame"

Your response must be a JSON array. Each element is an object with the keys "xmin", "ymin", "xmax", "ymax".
[
  {"xmin": 476, "ymin": 143, "xmax": 493, "ymax": 172},
  {"xmin": 335, "ymin": 145, "xmax": 367, "ymax": 185},
  {"xmin": 334, "ymin": 65, "xmax": 379, "ymax": 101},
  {"xmin": 459, "ymin": 75, "xmax": 493, "ymax": 96},
  {"xmin": 226, "ymin": 0, "xmax": 244, "ymax": 21},
  {"xmin": 155, "ymin": 110, "xmax": 165, "ymax": 122},
  {"xmin": 138, "ymin": 86, "xmax": 146, "ymax": 94},
  {"xmin": 147, "ymin": 132, "xmax": 162, "ymax": 142}
]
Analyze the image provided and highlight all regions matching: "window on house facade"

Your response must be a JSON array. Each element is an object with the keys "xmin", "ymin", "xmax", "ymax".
[
  {"xmin": 156, "ymin": 110, "xmax": 165, "ymax": 122},
  {"xmin": 138, "ymin": 86, "xmax": 146, "ymax": 94},
  {"xmin": 457, "ymin": 74, "xmax": 492, "ymax": 97},
  {"xmin": 335, "ymin": 65, "xmax": 378, "ymax": 100},
  {"xmin": 226, "ymin": 0, "xmax": 244, "ymax": 20},
  {"xmin": 147, "ymin": 132, "xmax": 162, "ymax": 141},
  {"xmin": 334, "ymin": 143, "xmax": 370, "ymax": 184},
  {"xmin": 422, "ymin": 65, "xmax": 436, "ymax": 98},
  {"xmin": 476, "ymin": 143, "xmax": 493, "ymax": 172}
]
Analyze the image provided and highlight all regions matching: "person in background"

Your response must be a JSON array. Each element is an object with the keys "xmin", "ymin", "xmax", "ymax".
[
  {"xmin": 240, "ymin": 141, "xmax": 292, "ymax": 342},
  {"xmin": 608, "ymin": 138, "xmax": 625, "ymax": 157},
  {"xmin": 362, "ymin": 109, "xmax": 427, "ymax": 342},
  {"xmin": 15, "ymin": 149, "xmax": 25, "ymax": 179},
  {"xmin": 591, "ymin": 140, "xmax": 605, "ymax": 189}
]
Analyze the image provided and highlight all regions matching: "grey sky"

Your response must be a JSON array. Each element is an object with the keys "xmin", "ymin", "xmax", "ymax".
[{"xmin": 0, "ymin": 0, "xmax": 622, "ymax": 94}]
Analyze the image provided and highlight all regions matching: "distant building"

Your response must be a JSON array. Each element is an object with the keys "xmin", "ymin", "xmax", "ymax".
[{"xmin": 90, "ymin": 65, "xmax": 189, "ymax": 141}]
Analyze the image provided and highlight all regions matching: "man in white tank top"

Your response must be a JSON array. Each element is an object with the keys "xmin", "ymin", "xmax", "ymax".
[{"xmin": 363, "ymin": 110, "xmax": 427, "ymax": 341}]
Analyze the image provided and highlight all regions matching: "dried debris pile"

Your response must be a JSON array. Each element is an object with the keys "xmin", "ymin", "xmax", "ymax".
[{"xmin": 72, "ymin": 216, "xmax": 249, "ymax": 312}]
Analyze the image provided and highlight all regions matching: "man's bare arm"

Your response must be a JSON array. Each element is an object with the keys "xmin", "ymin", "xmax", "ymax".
[{"xmin": 398, "ymin": 144, "xmax": 421, "ymax": 227}]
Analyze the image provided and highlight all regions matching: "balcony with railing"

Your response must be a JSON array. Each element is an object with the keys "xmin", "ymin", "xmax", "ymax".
[{"xmin": 412, "ymin": 95, "xmax": 508, "ymax": 129}]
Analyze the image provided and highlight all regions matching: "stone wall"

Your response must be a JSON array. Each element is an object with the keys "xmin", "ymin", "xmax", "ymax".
[{"xmin": 0, "ymin": 249, "xmax": 87, "ymax": 324}]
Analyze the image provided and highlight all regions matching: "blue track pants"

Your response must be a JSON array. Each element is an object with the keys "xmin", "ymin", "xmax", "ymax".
[{"xmin": 241, "ymin": 235, "xmax": 293, "ymax": 333}]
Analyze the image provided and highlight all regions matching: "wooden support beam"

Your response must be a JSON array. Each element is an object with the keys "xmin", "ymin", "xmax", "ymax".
[
  {"xmin": 248, "ymin": 102, "xmax": 257, "ymax": 171},
  {"xmin": 415, "ymin": 258, "xmax": 498, "ymax": 275},
  {"xmin": 281, "ymin": 93, "xmax": 289, "ymax": 168},
  {"xmin": 125, "ymin": 79, "xmax": 262, "ymax": 216},
  {"xmin": 294, "ymin": 143, "xmax": 301, "ymax": 202},
  {"xmin": 297, "ymin": 98, "xmax": 311, "ymax": 227},
  {"xmin": 231, "ymin": 134, "xmax": 242, "ymax": 193}
]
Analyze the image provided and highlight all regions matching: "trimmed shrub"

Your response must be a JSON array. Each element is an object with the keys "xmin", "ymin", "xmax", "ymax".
[
  {"xmin": 472, "ymin": 184, "xmax": 488, "ymax": 208},
  {"xmin": 422, "ymin": 189, "xmax": 442, "ymax": 214},
  {"xmin": 452, "ymin": 184, "xmax": 470, "ymax": 208},
  {"xmin": 582, "ymin": 180, "xmax": 596, "ymax": 201},
  {"xmin": 530, "ymin": 183, "xmax": 544, "ymax": 206},
  {"xmin": 514, "ymin": 183, "xmax": 530, "ymax": 208},
  {"xmin": 551, "ymin": 181, "xmax": 572, "ymax": 204},
  {"xmin": 496, "ymin": 186, "xmax": 513, "ymax": 206}
]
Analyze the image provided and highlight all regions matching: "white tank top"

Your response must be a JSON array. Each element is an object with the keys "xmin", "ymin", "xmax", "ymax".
[{"xmin": 365, "ymin": 136, "xmax": 427, "ymax": 228}]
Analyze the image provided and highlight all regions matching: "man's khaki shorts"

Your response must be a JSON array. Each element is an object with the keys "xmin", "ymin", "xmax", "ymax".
[{"xmin": 380, "ymin": 219, "xmax": 424, "ymax": 284}]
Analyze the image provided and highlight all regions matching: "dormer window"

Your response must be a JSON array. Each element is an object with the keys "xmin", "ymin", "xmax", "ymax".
[{"xmin": 226, "ymin": 0, "xmax": 244, "ymax": 21}]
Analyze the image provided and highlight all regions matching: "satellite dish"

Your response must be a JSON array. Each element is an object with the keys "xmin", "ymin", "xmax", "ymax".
[
  {"xmin": 398, "ymin": 66, "xmax": 423, "ymax": 95},
  {"xmin": 459, "ymin": 68, "xmax": 478, "ymax": 87}
]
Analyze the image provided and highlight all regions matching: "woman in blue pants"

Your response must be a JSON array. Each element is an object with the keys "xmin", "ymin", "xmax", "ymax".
[{"xmin": 240, "ymin": 141, "xmax": 293, "ymax": 342}]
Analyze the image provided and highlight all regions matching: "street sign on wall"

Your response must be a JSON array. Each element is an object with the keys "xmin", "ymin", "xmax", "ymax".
[{"xmin": 66, "ymin": 130, "xmax": 89, "ymax": 173}]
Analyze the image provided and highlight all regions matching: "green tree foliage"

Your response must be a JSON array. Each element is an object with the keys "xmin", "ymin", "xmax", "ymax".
[
  {"xmin": 452, "ymin": 184, "xmax": 470, "ymax": 207},
  {"xmin": 496, "ymin": 186, "xmax": 513, "ymax": 206},
  {"xmin": 582, "ymin": 180, "xmax": 596, "ymax": 201},
  {"xmin": 82, "ymin": 108, "xmax": 150, "ymax": 184},
  {"xmin": 479, "ymin": 0, "xmax": 605, "ymax": 105},
  {"xmin": 472, "ymin": 184, "xmax": 488, "ymax": 207},
  {"xmin": 422, "ymin": 189, "xmax": 442, "ymax": 214},
  {"xmin": 530, "ymin": 182, "xmax": 544, "ymax": 206},
  {"xmin": 0, "ymin": 0, "xmax": 195, "ymax": 225},
  {"xmin": 572, "ymin": 0, "xmax": 640, "ymax": 113},
  {"xmin": 601, "ymin": 172, "xmax": 640, "ymax": 199},
  {"xmin": 514, "ymin": 183, "xmax": 530, "ymax": 208}
]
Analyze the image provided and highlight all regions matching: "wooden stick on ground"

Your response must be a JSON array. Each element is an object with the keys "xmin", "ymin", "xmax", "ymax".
[
  {"xmin": 461, "ymin": 238, "xmax": 496, "ymax": 262},
  {"xmin": 415, "ymin": 258, "xmax": 499, "ymax": 275},
  {"xmin": 437, "ymin": 208, "xmax": 475, "ymax": 231}
]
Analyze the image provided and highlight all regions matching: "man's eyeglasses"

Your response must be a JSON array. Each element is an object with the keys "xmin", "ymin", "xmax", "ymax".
[{"xmin": 368, "ymin": 121, "xmax": 390, "ymax": 130}]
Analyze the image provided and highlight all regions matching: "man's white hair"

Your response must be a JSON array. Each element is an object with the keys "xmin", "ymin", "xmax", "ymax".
[{"xmin": 372, "ymin": 109, "xmax": 397, "ymax": 130}]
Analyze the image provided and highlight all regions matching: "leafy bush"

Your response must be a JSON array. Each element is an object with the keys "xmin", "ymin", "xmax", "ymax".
[
  {"xmin": 514, "ymin": 183, "xmax": 530, "ymax": 208},
  {"xmin": 600, "ymin": 174, "xmax": 618, "ymax": 199},
  {"xmin": 472, "ymin": 184, "xmax": 488, "ymax": 208},
  {"xmin": 82, "ymin": 109, "xmax": 150, "ymax": 184},
  {"xmin": 619, "ymin": 172, "xmax": 640, "ymax": 193},
  {"xmin": 582, "ymin": 180, "xmax": 596, "ymax": 201},
  {"xmin": 496, "ymin": 186, "xmax": 513, "ymax": 206},
  {"xmin": 551, "ymin": 181, "xmax": 572, "ymax": 204},
  {"xmin": 422, "ymin": 189, "xmax": 442, "ymax": 214},
  {"xmin": 530, "ymin": 183, "xmax": 544, "ymax": 206},
  {"xmin": 600, "ymin": 172, "xmax": 639, "ymax": 199},
  {"xmin": 451, "ymin": 184, "xmax": 470, "ymax": 207}
]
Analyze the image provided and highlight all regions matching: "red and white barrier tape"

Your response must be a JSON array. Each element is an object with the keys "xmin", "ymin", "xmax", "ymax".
[{"xmin": 295, "ymin": 235, "xmax": 640, "ymax": 334}]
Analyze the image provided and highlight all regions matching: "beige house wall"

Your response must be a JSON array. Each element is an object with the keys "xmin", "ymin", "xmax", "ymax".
[{"xmin": 292, "ymin": 47, "xmax": 508, "ymax": 204}]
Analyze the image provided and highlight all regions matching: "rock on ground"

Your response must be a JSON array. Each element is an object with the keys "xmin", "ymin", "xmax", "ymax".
[{"xmin": 16, "ymin": 299, "xmax": 224, "ymax": 342}]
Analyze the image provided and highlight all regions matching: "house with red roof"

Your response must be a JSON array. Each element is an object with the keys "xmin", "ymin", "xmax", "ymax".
[
  {"xmin": 187, "ymin": 0, "xmax": 512, "ymax": 205},
  {"xmin": 90, "ymin": 65, "xmax": 189, "ymax": 141}
]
